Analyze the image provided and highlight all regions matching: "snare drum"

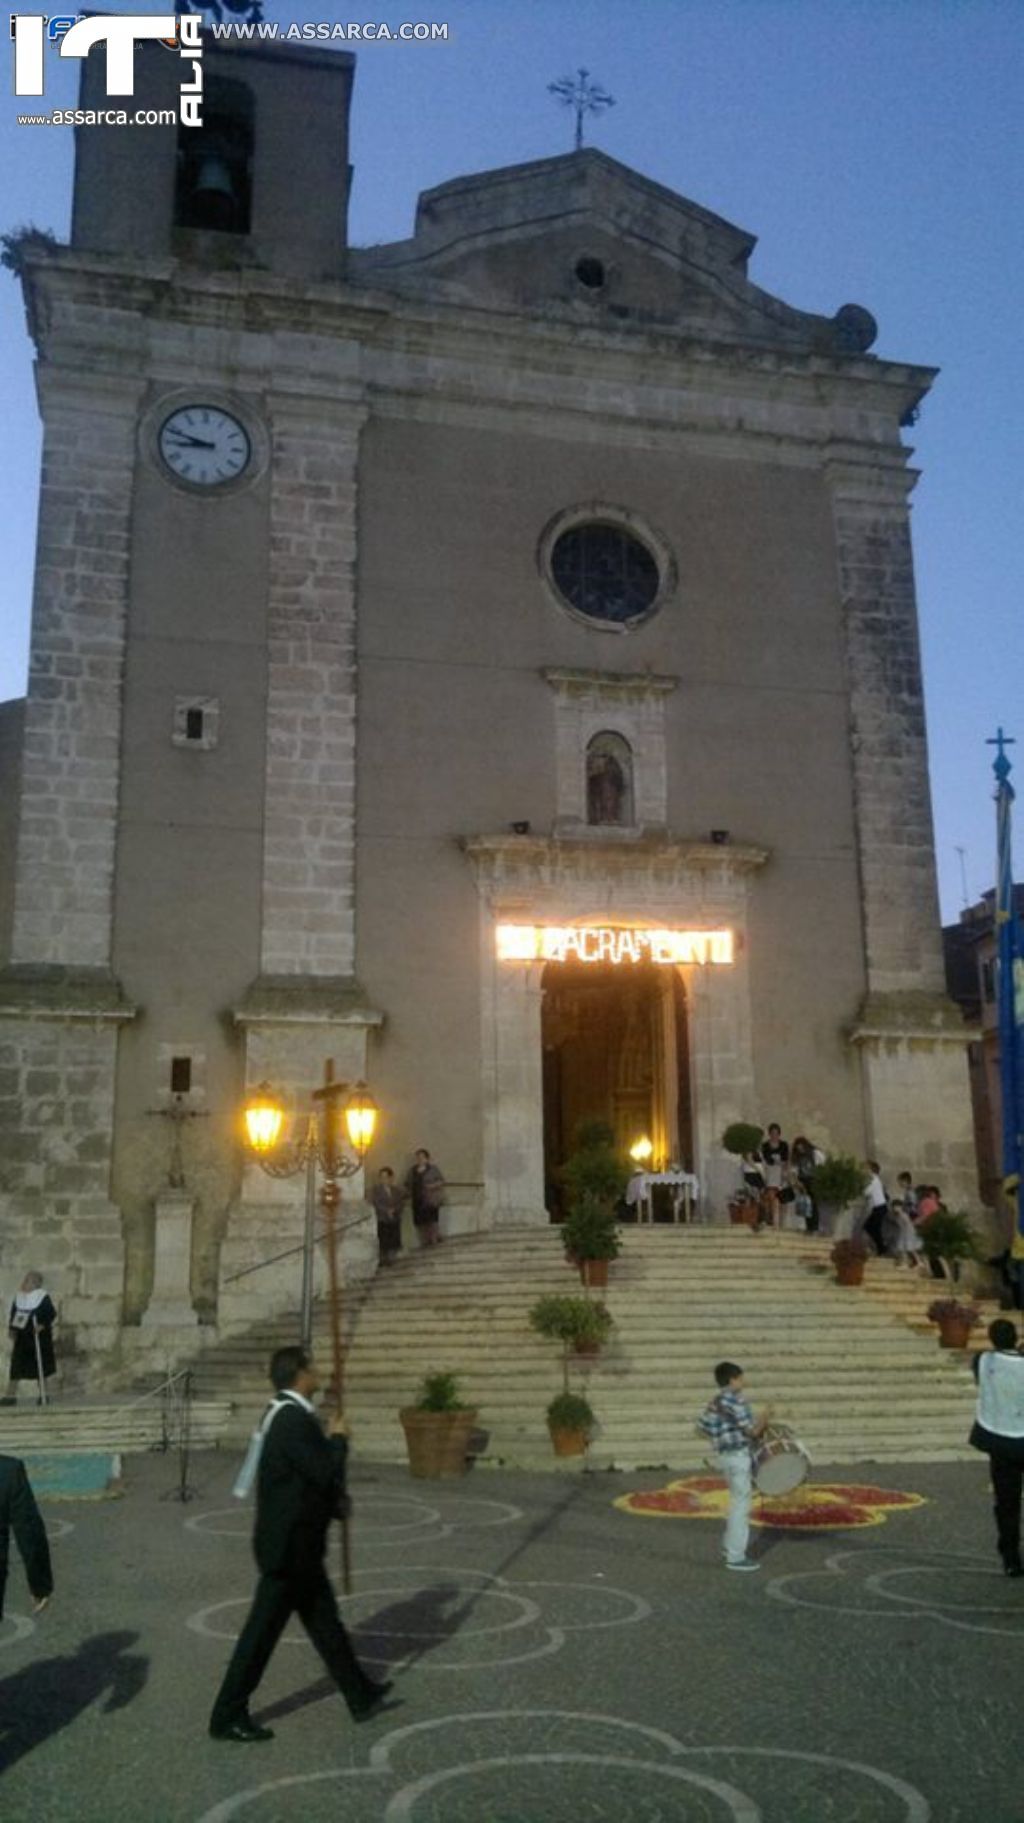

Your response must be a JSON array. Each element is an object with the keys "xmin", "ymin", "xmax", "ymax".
[{"xmin": 752, "ymin": 1422, "xmax": 810, "ymax": 1496}]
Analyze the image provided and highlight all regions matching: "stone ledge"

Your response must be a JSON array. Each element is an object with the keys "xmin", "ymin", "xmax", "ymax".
[
  {"xmin": 849, "ymin": 990, "xmax": 977, "ymax": 1047},
  {"xmin": 463, "ymin": 831, "xmax": 770, "ymax": 877},
  {"xmin": 232, "ymin": 973, "xmax": 384, "ymax": 1027},
  {"xmin": 0, "ymin": 965, "xmax": 136, "ymax": 1022}
]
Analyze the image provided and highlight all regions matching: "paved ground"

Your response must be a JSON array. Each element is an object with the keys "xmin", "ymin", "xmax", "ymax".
[{"xmin": 1, "ymin": 1447, "xmax": 1022, "ymax": 1821}]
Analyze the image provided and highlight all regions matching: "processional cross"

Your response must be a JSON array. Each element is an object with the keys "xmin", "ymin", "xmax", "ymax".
[{"xmin": 548, "ymin": 67, "xmax": 616, "ymax": 150}]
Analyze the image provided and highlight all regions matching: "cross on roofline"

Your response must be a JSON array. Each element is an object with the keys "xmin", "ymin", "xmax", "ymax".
[
  {"xmin": 548, "ymin": 67, "xmax": 616, "ymax": 151},
  {"xmin": 988, "ymin": 726, "xmax": 1016, "ymax": 786}
]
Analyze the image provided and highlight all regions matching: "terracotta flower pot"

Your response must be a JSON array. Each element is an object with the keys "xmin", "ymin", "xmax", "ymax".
[
  {"xmin": 834, "ymin": 1259, "xmax": 865, "ymax": 1287},
  {"xmin": 548, "ymin": 1423, "xmax": 588, "ymax": 1458},
  {"xmin": 728, "ymin": 1202, "xmax": 758, "ymax": 1227},
  {"xmin": 398, "ymin": 1408, "xmax": 478, "ymax": 1478},
  {"xmin": 579, "ymin": 1258, "xmax": 609, "ymax": 1289},
  {"xmin": 936, "ymin": 1318, "xmax": 972, "ymax": 1349}
]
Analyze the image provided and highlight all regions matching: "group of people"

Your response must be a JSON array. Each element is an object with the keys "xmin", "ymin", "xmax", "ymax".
[
  {"xmin": 370, "ymin": 1149, "xmax": 446, "ymax": 1266},
  {"xmin": 738, "ymin": 1125, "xmax": 826, "ymax": 1231},
  {"xmin": 739, "ymin": 1124, "xmax": 945, "ymax": 1265},
  {"xmin": 862, "ymin": 1166, "xmax": 948, "ymax": 1266}
]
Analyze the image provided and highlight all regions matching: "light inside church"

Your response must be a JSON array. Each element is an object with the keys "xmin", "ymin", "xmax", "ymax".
[
  {"xmin": 244, "ymin": 1083, "xmax": 285, "ymax": 1155},
  {"xmin": 495, "ymin": 924, "xmax": 734, "ymax": 966},
  {"xmin": 629, "ymin": 1136, "xmax": 654, "ymax": 1163}
]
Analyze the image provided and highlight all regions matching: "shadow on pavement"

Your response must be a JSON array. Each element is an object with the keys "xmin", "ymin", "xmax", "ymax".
[{"xmin": 0, "ymin": 1629, "xmax": 148, "ymax": 1773}]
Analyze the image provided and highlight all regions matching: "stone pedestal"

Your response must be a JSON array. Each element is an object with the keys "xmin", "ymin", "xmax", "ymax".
[{"xmin": 142, "ymin": 1188, "xmax": 198, "ymax": 1328}]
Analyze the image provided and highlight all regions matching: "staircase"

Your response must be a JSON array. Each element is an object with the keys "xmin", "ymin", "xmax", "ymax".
[
  {"xmin": 0, "ymin": 1396, "xmax": 233, "ymax": 1457},
  {"xmin": 187, "ymin": 1227, "xmax": 989, "ymax": 1470}
]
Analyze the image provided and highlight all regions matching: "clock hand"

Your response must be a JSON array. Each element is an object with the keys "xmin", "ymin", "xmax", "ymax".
[{"xmin": 166, "ymin": 432, "xmax": 217, "ymax": 450}]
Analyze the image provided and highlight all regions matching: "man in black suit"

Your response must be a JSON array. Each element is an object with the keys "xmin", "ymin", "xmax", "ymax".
[
  {"xmin": 209, "ymin": 1345, "xmax": 392, "ymax": 1743},
  {"xmin": 0, "ymin": 1454, "xmax": 53, "ymax": 1619}
]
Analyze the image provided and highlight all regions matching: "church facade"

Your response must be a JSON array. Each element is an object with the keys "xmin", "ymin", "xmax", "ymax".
[{"xmin": 0, "ymin": 41, "xmax": 976, "ymax": 1374}]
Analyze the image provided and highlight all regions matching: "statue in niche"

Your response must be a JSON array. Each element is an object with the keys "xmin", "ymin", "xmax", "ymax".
[{"xmin": 586, "ymin": 731, "xmax": 633, "ymax": 826}]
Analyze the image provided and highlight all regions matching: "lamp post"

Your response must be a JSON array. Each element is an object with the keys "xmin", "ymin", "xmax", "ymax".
[{"xmin": 243, "ymin": 1060, "xmax": 378, "ymax": 1393}]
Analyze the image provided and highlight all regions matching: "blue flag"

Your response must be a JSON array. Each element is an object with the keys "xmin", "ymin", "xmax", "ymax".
[{"xmin": 991, "ymin": 730, "xmax": 1024, "ymax": 1244}]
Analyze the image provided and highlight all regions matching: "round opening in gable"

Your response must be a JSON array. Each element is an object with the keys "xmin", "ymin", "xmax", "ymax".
[
  {"xmin": 574, "ymin": 256, "xmax": 606, "ymax": 291},
  {"xmin": 549, "ymin": 520, "xmax": 660, "ymax": 627}
]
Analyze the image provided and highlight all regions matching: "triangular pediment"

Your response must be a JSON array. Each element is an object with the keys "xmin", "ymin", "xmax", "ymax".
[{"xmin": 350, "ymin": 150, "xmax": 876, "ymax": 357}]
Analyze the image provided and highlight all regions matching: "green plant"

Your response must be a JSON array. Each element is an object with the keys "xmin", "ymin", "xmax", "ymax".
[
  {"xmin": 721, "ymin": 1122, "xmax": 764, "ymax": 1157},
  {"xmin": 830, "ymin": 1236, "xmax": 869, "ymax": 1264},
  {"xmin": 920, "ymin": 1209, "xmax": 982, "ymax": 1266},
  {"xmin": 926, "ymin": 1298, "xmax": 981, "ymax": 1326},
  {"xmin": 546, "ymin": 1391, "xmax": 595, "ymax": 1433},
  {"xmin": 573, "ymin": 1118, "xmax": 616, "ymax": 1153},
  {"xmin": 529, "ymin": 1295, "xmax": 613, "ymax": 1350},
  {"xmin": 810, "ymin": 1155, "xmax": 869, "ymax": 1207},
  {"xmin": 562, "ymin": 1192, "xmax": 622, "ymax": 1262},
  {"xmin": 414, "ymin": 1372, "xmax": 471, "ymax": 1413},
  {"xmin": 561, "ymin": 1133, "xmax": 630, "ymax": 1213}
]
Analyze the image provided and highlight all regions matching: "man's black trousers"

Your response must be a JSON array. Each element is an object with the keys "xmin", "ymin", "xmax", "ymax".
[
  {"xmin": 210, "ymin": 1566, "xmax": 369, "ymax": 1725},
  {"xmin": 990, "ymin": 1453, "xmax": 1024, "ymax": 1570}
]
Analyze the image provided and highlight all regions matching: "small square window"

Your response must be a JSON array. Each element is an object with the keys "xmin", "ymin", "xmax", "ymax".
[
  {"xmin": 170, "ymin": 1055, "xmax": 192, "ymax": 1094},
  {"xmin": 172, "ymin": 695, "xmax": 220, "ymax": 750}
]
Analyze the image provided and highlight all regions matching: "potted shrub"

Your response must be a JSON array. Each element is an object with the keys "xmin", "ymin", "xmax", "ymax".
[
  {"xmin": 831, "ymin": 1235, "xmax": 869, "ymax": 1287},
  {"xmin": 721, "ymin": 1122, "xmax": 764, "ymax": 1159},
  {"xmin": 727, "ymin": 1186, "xmax": 759, "ymax": 1228},
  {"xmin": 920, "ymin": 1209, "xmax": 982, "ymax": 1282},
  {"xmin": 399, "ymin": 1372, "xmax": 478, "ymax": 1479},
  {"xmin": 560, "ymin": 1121, "xmax": 630, "ymax": 1247},
  {"xmin": 810, "ymin": 1155, "xmax": 869, "ymax": 1238},
  {"xmin": 546, "ymin": 1390, "xmax": 595, "ymax": 1458},
  {"xmin": 721, "ymin": 1125, "xmax": 765, "ymax": 1226},
  {"xmin": 562, "ymin": 1192, "xmax": 622, "ymax": 1288},
  {"xmin": 529, "ymin": 1294, "xmax": 614, "ymax": 1358},
  {"xmin": 927, "ymin": 1298, "xmax": 981, "ymax": 1349}
]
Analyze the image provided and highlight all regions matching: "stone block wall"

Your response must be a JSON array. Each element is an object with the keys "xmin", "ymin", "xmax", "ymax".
[{"xmin": 0, "ymin": 1018, "xmax": 125, "ymax": 1382}]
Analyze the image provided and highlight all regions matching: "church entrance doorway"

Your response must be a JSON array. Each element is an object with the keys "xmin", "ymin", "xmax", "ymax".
[{"xmin": 540, "ymin": 959, "xmax": 693, "ymax": 1217}]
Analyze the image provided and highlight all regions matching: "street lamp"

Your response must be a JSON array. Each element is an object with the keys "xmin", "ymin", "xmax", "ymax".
[{"xmin": 243, "ymin": 1060, "xmax": 378, "ymax": 1382}]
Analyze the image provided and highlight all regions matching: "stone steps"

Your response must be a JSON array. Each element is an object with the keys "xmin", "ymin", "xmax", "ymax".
[
  {"xmin": 0, "ymin": 1399, "xmax": 232, "ymax": 1455},
  {"xmin": 172, "ymin": 1225, "xmax": 985, "ymax": 1466}
]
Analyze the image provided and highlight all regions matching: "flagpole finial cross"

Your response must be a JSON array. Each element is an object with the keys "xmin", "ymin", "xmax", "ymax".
[{"xmin": 987, "ymin": 726, "xmax": 1016, "ymax": 786}]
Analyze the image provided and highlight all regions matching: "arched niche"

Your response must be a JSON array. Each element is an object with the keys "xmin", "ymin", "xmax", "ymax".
[{"xmin": 585, "ymin": 730, "xmax": 635, "ymax": 827}]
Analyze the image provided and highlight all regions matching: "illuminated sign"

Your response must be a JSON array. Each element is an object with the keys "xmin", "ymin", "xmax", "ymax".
[{"xmin": 495, "ymin": 925, "xmax": 734, "ymax": 966}]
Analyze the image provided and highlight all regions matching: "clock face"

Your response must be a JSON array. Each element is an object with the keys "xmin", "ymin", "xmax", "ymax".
[{"xmin": 157, "ymin": 405, "xmax": 251, "ymax": 487}]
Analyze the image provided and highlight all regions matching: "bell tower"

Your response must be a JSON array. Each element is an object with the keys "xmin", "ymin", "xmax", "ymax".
[{"xmin": 71, "ymin": 39, "xmax": 354, "ymax": 279}]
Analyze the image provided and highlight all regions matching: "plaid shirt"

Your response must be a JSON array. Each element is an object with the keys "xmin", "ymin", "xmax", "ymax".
[{"xmin": 698, "ymin": 1388, "xmax": 756, "ymax": 1453}]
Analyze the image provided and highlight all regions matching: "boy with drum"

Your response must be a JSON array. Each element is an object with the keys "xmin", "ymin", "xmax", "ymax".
[{"xmin": 697, "ymin": 1361, "xmax": 774, "ymax": 1572}]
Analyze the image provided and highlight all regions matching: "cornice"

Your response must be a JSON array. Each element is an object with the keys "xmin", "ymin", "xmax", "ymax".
[
  {"xmin": 462, "ymin": 832, "xmax": 770, "ymax": 881},
  {"xmin": 542, "ymin": 668, "xmax": 679, "ymax": 700},
  {"xmin": 20, "ymin": 247, "xmax": 934, "ymax": 443},
  {"xmin": 232, "ymin": 974, "xmax": 384, "ymax": 1027},
  {"xmin": 0, "ymin": 965, "xmax": 137, "ymax": 1023}
]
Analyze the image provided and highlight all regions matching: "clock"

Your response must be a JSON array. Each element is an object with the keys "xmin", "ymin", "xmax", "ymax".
[{"xmin": 157, "ymin": 404, "xmax": 251, "ymax": 487}]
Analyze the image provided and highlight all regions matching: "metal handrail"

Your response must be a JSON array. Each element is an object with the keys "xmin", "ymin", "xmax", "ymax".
[
  {"xmin": 223, "ymin": 1205, "xmax": 374, "ymax": 1284},
  {"xmin": 124, "ymin": 1366, "xmax": 195, "ymax": 1409}
]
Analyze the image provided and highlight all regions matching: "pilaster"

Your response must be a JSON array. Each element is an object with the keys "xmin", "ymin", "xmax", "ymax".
[
  {"xmin": 10, "ymin": 369, "xmax": 143, "ymax": 969},
  {"xmin": 259, "ymin": 391, "xmax": 367, "ymax": 978},
  {"xmin": 825, "ymin": 454, "xmax": 945, "ymax": 998}
]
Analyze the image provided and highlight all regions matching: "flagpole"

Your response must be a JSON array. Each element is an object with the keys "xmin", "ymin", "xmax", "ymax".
[{"xmin": 987, "ymin": 727, "xmax": 1024, "ymax": 1253}]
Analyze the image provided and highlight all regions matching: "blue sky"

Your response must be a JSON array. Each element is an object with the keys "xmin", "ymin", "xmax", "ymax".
[{"xmin": 2, "ymin": 0, "xmax": 1022, "ymax": 919}]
